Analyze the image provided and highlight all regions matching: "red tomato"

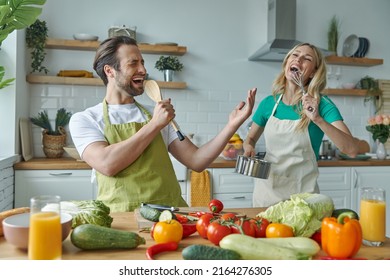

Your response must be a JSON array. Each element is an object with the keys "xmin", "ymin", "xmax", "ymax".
[
  {"xmin": 206, "ymin": 221, "xmax": 232, "ymax": 245},
  {"xmin": 265, "ymin": 223, "xmax": 294, "ymax": 238},
  {"xmin": 232, "ymin": 218, "xmax": 256, "ymax": 237},
  {"xmin": 208, "ymin": 199, "xmax": 224, "ymax": 213},
  {"xmin": 249, "ymin": 217, "xmax": 270, "ymax": 238},
  {"xmin": 196, "ymin": 213, "xmax": 214, "ymax": 239},
  {"xmin": 220, "ymin": 212, "xmax": 238, "ymax": 222},
  {"xmin": 311, "ymin": 230, "xmax": 322, "ymax": 245}
]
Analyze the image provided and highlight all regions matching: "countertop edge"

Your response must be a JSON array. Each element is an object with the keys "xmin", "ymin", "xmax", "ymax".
[{"xmin": 13, "ymin": 157, "xmax": 390, "ymax": 170}]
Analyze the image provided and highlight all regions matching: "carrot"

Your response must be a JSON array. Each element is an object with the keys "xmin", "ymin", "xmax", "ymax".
[{"xmin": 0, "ymin": 207, "xmax": 30, "ymax": 236}]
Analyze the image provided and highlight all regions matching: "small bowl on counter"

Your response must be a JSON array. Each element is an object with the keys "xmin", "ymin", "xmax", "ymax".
[
  {"xmin": 63, "ymin": 146, "xmax": 82, "ymax": 161},
  {"xmin": 2, "ymin": 212, "xmax": 72, "ymax": 250}
]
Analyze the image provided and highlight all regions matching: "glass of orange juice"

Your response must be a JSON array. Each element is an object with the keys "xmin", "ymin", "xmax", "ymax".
[
  {"xmin": 28, "ymin": 195, "xmax": 62, "ymax": 260},
  {"xmin": 360, "ymin": 187, "xmax": 386, "ymax": 247}
]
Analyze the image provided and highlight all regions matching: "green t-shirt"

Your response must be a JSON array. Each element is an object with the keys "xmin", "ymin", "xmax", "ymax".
[{"xmin": 252, "ymin": 94, "xmax": 343, "ymax": 159}]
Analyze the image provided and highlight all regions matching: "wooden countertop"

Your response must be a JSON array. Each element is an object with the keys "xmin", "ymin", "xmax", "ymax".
[
  {"xmin": 1, "ymin": 208, "xmax": 389, "ymax": 260},
  {"xmin": 13, "ymin": 157, "xmax": 390, "ymax": 170}
]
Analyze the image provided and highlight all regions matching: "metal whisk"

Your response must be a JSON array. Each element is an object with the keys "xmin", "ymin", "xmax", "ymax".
[{"xmin": 291, "ymin": 70, "xmax": 314, "ymax": 112}]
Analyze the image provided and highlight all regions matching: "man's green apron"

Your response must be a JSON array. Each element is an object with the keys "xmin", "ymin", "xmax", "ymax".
[{"xmin": 96, "ymin": 100, "xmax": 188, "ymax": 212}]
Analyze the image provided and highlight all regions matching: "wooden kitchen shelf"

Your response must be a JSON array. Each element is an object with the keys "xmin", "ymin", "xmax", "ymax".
[
  {"xmin": 325, "ymin": 55, "xmax": 383, "ymax": 67},
  {"xmin": 45, "ymin": 38, "xmax": 187, "ymax": 55},
  {"xmin": 26, "ymin": 74, "xmax": 187, "ymax": 89},
  {"xmin": 322, "ymin": 88, "xmax": 379, "ymax": 97}
]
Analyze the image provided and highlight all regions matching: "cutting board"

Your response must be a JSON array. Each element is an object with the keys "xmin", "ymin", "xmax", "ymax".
[{"xmin": 134, "ymin": 207, "xmax": 246, "ymax": 228}]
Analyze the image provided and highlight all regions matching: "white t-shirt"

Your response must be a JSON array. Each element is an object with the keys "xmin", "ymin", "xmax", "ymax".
[{"xmin": 69, "ymin": 102, "xmax": 178, "ymax": 159}]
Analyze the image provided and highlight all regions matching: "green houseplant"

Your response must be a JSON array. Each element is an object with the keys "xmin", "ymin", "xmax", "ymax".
[
  {"xmin": 26, "ymin": 18, "xmax": 48, "ymax": 73},
  {"xmin": 0, "ymin": 0, "xmax": 47, "ymax": 88},
  {"xmin": 30, "ymin": 108, "xmax": 72, "ymax": 158},
  {"xmin": 327, "ymin": 15, "xmax": 340, "ymax": 55},
  {"xmin": 155, "ymin": 55, "xmax": 183, "ymax": 81},
  {"xmin": 360, "ymin": 75, "xmax": 383, "ymax": 113}
]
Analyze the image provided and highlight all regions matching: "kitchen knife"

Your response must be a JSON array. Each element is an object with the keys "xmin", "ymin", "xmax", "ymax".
[{"xmin": 141, "ymin": 202, "xmax": 179, "ymax": 212}]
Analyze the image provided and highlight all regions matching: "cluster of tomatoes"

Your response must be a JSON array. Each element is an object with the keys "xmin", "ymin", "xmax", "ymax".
[{"xmin": 196, "ymin": 199, "xmax": 294, "ymax": 246}]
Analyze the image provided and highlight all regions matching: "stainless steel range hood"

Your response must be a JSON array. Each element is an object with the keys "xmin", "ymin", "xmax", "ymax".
[{"xmin": 249, "ymin": 0, "xmax": 331, "ymax": 62}]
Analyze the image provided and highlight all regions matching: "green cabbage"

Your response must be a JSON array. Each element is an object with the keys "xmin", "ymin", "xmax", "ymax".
[
  {"xmin": 60, "ymin": 200, "xmax": 113, "ymax": 228},
  {"xmin": 257, "ymin": 193, "xmax": 334, "ymax": 237}
]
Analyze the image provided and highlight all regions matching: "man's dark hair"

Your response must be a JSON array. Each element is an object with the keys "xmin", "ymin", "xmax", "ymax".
[{"xmin": 93, "ymin": 36, "xmax": 138, "ymax": 86}]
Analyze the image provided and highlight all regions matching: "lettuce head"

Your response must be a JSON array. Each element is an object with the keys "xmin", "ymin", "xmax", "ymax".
[
  {"xmin": 257, "ymin": 193, "xmax": 334, "ymax": 237},
  {"xmin": 44, "ymin": 200, "xmax": 113, "ymax": 228}
]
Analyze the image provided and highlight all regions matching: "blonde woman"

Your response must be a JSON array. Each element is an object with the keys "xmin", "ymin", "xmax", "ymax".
[{"xmin": 243, "ymin": 43, "xmax": 359, "ymax": 207}]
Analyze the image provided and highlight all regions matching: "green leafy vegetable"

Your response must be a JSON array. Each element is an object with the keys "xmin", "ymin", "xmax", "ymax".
[
  {"xmin": 59, "ymin": 200, "xmax": 113, "ymax": 228},
  {"xmin": 257, "ymin": 193, "xmax": 334, "ymax": 237}
]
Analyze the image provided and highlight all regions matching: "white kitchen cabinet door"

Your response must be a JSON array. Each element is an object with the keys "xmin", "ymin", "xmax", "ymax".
[
  {"xmin": 212, "ymin": 193, "xmax": 253, "ymax": 208},
  {"xmin": 211, "ymin": 168, "xmax": 254, "ymax": 208},
  {"xmin": 317, "ymin": 167, "xmax": 352, "ymax": 209},
  {"xmin": 15, "ymin": 170, "xmax": 94, "ymax": 207},
  {"xmin": 351, "ymin": 166, "xmax": 390, "ymax": 237}
]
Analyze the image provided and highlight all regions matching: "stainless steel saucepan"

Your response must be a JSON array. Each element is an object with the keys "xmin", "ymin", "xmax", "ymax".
[{"xmin": 235, "ymin": 155, "xmax": 271, "ymax": 179}]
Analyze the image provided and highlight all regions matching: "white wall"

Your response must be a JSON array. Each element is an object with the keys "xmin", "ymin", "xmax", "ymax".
[{"xmin": 26, "ymin": 0, "xmax": 390, "ymax": 156}]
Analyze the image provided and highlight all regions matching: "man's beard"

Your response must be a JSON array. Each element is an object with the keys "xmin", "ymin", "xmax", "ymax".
[{"xmin": 115, "ymin": 76, "xmax": 144, "ymax": 97}]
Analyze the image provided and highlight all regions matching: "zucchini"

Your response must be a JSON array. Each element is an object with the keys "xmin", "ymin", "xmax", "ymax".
[
  {"xmin": 182, "ymin": 244, "xmax": 241, "ymax": 260},
  {"xmin": 139, "ymin": 205, "xmax": 161, "ymax": 222},
  {"xmin": 71, "ymin": 224, "xmax": 145, "ymax": 250},
  {"xmin": 219, "ymin": 234, "xmax": 312, "ymax": 260},
  {"xmin": 255, "ymin": 237, "xmax": 320, "ymax": 256},
  {"xmin": 332, "ymin": 208, "xmax": 359, "ymax": 220}
]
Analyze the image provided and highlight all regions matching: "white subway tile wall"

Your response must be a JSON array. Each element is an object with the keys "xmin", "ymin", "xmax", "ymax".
[{"xmin": 29, "ymin": 84, "xmax": 374, "ymax": 157}]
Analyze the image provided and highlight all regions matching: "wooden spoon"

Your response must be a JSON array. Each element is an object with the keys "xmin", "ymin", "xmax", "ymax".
[{"xmin": 144, "ymin": 80, "xmax": 185, "ymax": 141}]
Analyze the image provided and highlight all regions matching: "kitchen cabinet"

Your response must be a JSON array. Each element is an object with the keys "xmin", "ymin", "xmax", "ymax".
[
  {"xmin": 14, "ymin": 169, "xmax": 94, "ymax": 207},
  {"xmin": 351, "ymin": 166, "xmax": 390, "ymax": 237},
  {"xmin": 210, "ymin": 168, "xmax": 254, "ymax": 208},
  {"xmin": 317, "ymin": 167, "xmax": 352, "ymax": 209},
  {"xmin": 323, "ymin": 55, "xmax": 383, "ymax": 96},
  {"xmin": 26, "ymin": 38, "xmax": 188, "ymax": 89}
]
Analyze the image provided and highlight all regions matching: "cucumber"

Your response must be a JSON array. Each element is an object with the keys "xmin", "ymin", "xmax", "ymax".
[
  {"xmin": 219, "ymin": 234, "xmax": 311, "ymax": 260},
  {"xmin": 159, "ymin": 210, "xmax": 175, "ymax": 222},
  {"xmin": 332, "ymin": 208, "xmax": 359, "ymax": 220},
  {"xmin": 71, "ymin": 224, "xmax": 146, "ymax": 250},
  {"xmin": 182, "ymin": 244, "xmax": 241, "ymax": 260},
  {"xmin": 139, "ymin": 205, "xmax": 161, "ymax": 222}
]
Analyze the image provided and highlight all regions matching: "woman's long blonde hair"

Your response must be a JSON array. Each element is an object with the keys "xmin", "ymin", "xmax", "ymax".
[{"xmin": 271, "ymin": 43, "xmax": 327, "ymax": 130}]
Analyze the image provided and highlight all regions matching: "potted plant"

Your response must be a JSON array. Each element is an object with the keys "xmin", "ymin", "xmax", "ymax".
[
  {"xmin": 0, "ymin": 0, "xmax": 47, "ymax": 89},
  {"xmin": 26, "ymin": 18, "xmax": 49, "ymax": 74},
  {"xmin": 327, "ymin": 15, "xmax": 340, "ymax": 55},
  {"xmin": 360, "ymin": 75, "xmax": 383, "ymax": 112},
  {"xmin": 154, "ymin": 55, "xmax": 183, "ymax": 81},
  {"xmin": 30, "ymin": 108, "xmax": 72, "ymax": 158}
]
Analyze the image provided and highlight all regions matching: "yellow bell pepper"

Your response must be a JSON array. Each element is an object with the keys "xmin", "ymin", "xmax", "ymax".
[{"xmin": 321, "ymin": 212, "xmax": 362, "ymax": 259}]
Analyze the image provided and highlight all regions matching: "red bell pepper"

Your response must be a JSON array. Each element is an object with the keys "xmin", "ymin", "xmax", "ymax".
[{"xmin": 182, "ymin": 223, "xmax": 197, "ymax": 238}]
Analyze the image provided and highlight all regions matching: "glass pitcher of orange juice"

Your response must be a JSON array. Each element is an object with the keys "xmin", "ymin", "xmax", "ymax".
[
  {"xmin": 359, "ymin": 187, "xmax": 386, "ymax": 246},
  {"xmin": 28, "ymin": 195, "xmax": 62, "ymax": 260}
]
